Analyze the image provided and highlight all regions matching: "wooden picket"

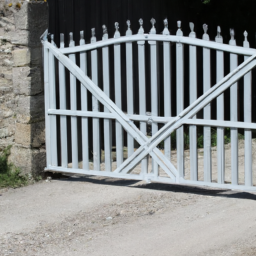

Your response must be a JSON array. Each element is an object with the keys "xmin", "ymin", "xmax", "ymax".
[{"xmin": 43, "ymin": 18, "xmax": 256, "ymax": 191}]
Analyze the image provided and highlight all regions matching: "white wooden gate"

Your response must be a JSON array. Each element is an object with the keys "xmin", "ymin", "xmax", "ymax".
[{"xmin": 42, "ymin": 19, "xmax": 256, "ymax": 191}]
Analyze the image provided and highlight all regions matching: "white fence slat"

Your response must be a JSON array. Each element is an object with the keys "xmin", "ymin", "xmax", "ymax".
[
  {"xmin": 80, "ymin": 31, "xmax": 89, "ymax": 170},
  {"xmin": 202, "ymin": 24, "xmax": 212, "ymax": 182},
  {"xmin": 49, "ymin": 35, "xmax": 58, "ymax": 166},
  {"xmin": 176, "ymin": 21, "xmax": 184, "ymax": 178},
  {"xmin": 59, "ymin": 34, "xmax": 68, "ymax": 168},
  {"xmin": 126, "ymin": 21, "xmax": 135, "ymax": 158},
  {"xmin": 114, "ymin": 23, "xmax": 124, "ymax": 167},
  {"xmin": 149, "ymin": 18, "xmax": 159, "ymax": 177},
  {"xmin": 163, "ymin": 19, "xmax": 171, "ymax": 161},
  {"xmin": 243, "ymin": 31, "xmax": 252, "ymax": 186},
  {"xmin": 215, "ymin": 27, "xmax": 225, "ymax": 184},
  {"xmin": 91, "ymin": 29, "xmax": 101, "ymax": 171},
  {"xmin": 138, "ymin": 19, "xmax": 148, "ymax": 175},
  {"xmin": 69, "ymin": 33, "xmax": 78, "ymax": 169},
  {"xmin": 102, "ymin": 28, "xmax": 112, "ymax": 172},
  {"xmin": 189, "ymin": 23, "xmax": 198, "ymax": 181},
  {"xmin": 44, "ymin": 45, "xmax": 51, "ymax": 168},
  {"xmin": 229, "ymin": 29, "xmax": 238, "ymax": 185}
]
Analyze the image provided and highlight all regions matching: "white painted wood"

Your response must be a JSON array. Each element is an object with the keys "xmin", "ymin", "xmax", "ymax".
[
  {"xmin": 91, "ymin": 29, "xmax": 101, "ymax": 171},
  {"xmin": 243, "ymin": 31, "xmax": 252, "ymax": 186},
  {"xmin": 137, "ymin": 19, "xmax": 148, "ymax": 176},
  {"xmin": 202, "ymin": 24, "xmax": 212, "ymax": 182},
  {"xmin": 49, "ymin": 35, "xmax": 58, "ymax": 166},
  {"xmin": 80, "ymin": 31, "xmax": 89, "ymax": 170},
  {"xmin": 149, "ymin": 18, "xmax": 159, "ymax": 176},
  {"xmin": 126, "ymin": 21, "xmax": 134, "ymax": 158},
  {"xmin": 176, "ymin": 21, "xmax": 184, "ymax": 178},
  {"xmin": 45, "ymin": 41, "xmax": 256, "ymax": 186},
  {"xmin": 229, "ymin": 29, "xmax": 238, "ymax": 185},
  {"xmin": 43, "ymin": 44, "xmax": 51, "ymax": 168},
  {"xmin": 69, "ymin": 33, "xmax": 78, "ymax": 169},
  {"xmin": 60, "ymin": 34, "xmax": 256, "ymax": 57},
  {"xmin": 114, "ymin": 23, "xmax": 124, "ymax": 167},
  {"xmin": 215, "ymin": 27, "xmax": 225, "ymax": 184},
  {"xmin": 102, "ymin": 27, "xmax": 112, "ymax": 172},
  {"xmin": 59, "ymin": 34, "xmax": 68, "ymax": 168},
  {"xmin": 163, "ymin": 19, "xmax": 171, "ymax": 162},
  {"xmin": 189, "ymin": 23, "xmax": 198, "ymax": 181}
]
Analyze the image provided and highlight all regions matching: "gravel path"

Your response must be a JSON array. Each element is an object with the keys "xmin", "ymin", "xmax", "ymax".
[{"xmin": 1, "ymin": 176, "xmax": 256, "ymax": 256}]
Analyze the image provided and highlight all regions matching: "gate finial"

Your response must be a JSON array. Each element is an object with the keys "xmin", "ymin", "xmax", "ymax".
[
  {"xmin": 102, "ymin": 25, "xmax": 108, "ymax": 40},
  {"xmin": 114, "ymin": 22, "xmax": 121, "ymax": 38},
  {"xmin": 91, "ymin": 28, "xmax": 96, "ymax": 43},
  {"xmin": 138, "ymin": 18, "xmax": 144, "ymax": 34},
  {"xmin": 176, "ymin": 21, "xmax": 183, "ymax": 36},
  {"xmin": 60, "ymin": 33, "xmax": 64, "ymax": 48},
  {"xmin": 126, "ymin": 20, "xmax": 132, "ymax": 36},
  {"xmin": 162, "ymin": 18, "xmax": 170, "ymax": 35},
  {"xmin": 202, "ymin": 24, "xmax": 210, "ymax": 41},
  {"xmin": 69, "ymin": 32, "xmax": 75, "ymax": 47},
  {"xmin": 51, "ymin": 34, "xmax": 55, "ymax": 46},
  {"xmin": 189, "ymin": 22, "xmax": 196, "ymax": 38},
  {"xmin": 243, "ymin": 31, "xmax": 250, "ymax": 48},
  {"xmin": 229, "ymin": 28, "xmax": 236, "ymax": 46},
  {"xmin": 150, "ymin": 18, "xmax": 156, "ymax": 34},
  {"xmin": 215, "ymin": 26, "xmax": 223, "ymax": 43},
  {"xmin": 80, "ymin": 31, "xmax": 85, "ymax": 45}
]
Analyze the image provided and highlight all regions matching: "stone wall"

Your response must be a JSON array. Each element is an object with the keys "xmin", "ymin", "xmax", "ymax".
[{"xmin": 0, "ymin": 0, "xmax": 48, "ymax": 176}]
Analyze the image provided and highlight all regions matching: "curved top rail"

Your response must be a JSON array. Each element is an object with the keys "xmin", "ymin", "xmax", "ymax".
[{"xmin": 53, "ymin": 34, "xmax": 256, "ymax": 56}]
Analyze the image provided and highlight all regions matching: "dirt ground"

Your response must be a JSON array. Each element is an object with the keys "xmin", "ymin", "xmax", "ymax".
[{"xmin": 1, "ymin": 175, "xmax": 256, "ymax": 256}]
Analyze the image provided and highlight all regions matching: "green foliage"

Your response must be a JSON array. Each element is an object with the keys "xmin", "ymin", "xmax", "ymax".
[
  {"xmin": 0, "ymin": 146, "xmax": 28, "ymax": 188},
  {"xmin": 202, "ymin": 0, "xmax": 211, "ymax": 4}
]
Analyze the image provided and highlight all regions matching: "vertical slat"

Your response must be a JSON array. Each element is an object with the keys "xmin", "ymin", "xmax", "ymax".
[
  {"xmin": 229, "ymin": 29, "xmax": 238, "ymax": 185},
  {"xmin": 114, "ymin": 23, "xmax": 123, "ymax": 167},
  {"xmin": 138, "ymin": 19, "xmax": 148, "ymax": 175},
  {"xmin": 189, "ymin": 23, "xmax": 198, "ymax": 181},
  {"xmin": 202, "ymin": 24, "xmax": 212, "ymax": 182},
  {"xmin": 163, "ymin": 19, "xmax": 171, "ymax": 161},
  {"xmin": 44, "ymin": 43, "xmax": 51, "ymax": 168},
  {"xmin": 80, "ymin": 31, "xmax": 89, "ymax": 170},
  {"xmin": 126, "ymin": 21, "xmax": 134, "ymax": 158},
  {"xmin": 49, "ymin": 35, "xmax": 58, "ymax": 166},
  {"xmin": 176, "ymin": 21, "xmax": 184, "ymax": 178},
  {"xmin": 243, "ymin": 31, "xmax": 252, "ymax": 186},
  {"xmin": 59, "ymin": 34, "xmax": 68, "ymax": 168},
  {"xmin": 91, "ymin": 29, "xmax": 101, "ymax": 171},
  {"xmin": 102, "ymin": 27, "xmax": 112, "ymax": 172},
  {"xmin": 149, "ymin": 18, "xmax": 158, "ymax": 177},
  {"xmin": 69, "ymin": 33, "xmax": 78, "ymax": 169},
  {"xmin": 215, "ymin": 27, "xmax": 225, "ymax": 184}
]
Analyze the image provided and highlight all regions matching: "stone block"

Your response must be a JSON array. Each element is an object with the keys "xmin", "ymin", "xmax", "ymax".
[
  {"xmin": 12, "ymin": 48, "xmax": 30, "ymax": 67},
  {"xmin": 10, "ymin": 30, "xmax": 29, "ymax": 46},
  {"xmin": 9, "ymin": 146, "xmax": 46, "ymax": 175},
  {"xmin": 16, "ymin": 94, "xmax": 44, "ymax": 123},
  {"xmin": 15, "ymin": 121, "xmax": 45, "ymax": 148},
  {"xmin": 13, "ymin": 66, "xmax": 43, "ymax": 96}
]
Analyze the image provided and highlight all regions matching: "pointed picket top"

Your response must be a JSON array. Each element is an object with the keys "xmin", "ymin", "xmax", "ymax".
[
  {"xmin": 114, "ymin": 22, "xmax": 121, "ymax": 38},
  {"xmin": 60, "ymin": 33, "xmax": 64, "ymax": 48},
  {"xmin": 126, "ymin": 20, "xmax": 132, "ymax": 36},
  {"xmin": 162, "ymin": 18, "xmax": 170, "ymax": 35},
  {"xmin": 189, "ymin": 22, "xmax": 196, "ymax": 38},
  {"xmin": 202, "ymin": 24, "xmax": 209, "ymax": 41},
  {"xmin": 91, "ymin": 28, "xmax": 96, "ymax": 43},
  {"xmin": 150, "ymin": 18, "xmax": 156, "ymax": 34},
  {"xmin": 138, "ymin": 18, "xmax": 144, "ymax": 34},
  {"xmin": 102, "ymin": 25, "xmax": 108, "ymax": 40},
  {"xmin": 243, "ymin": 30, "xmax": 250, "ymax": 48},
  {"xmin": 176, "ymin": 21, "xmax": 183, "ymax": 36},
  {"xmin": 50, "ymin": 34, "xmax": 54, "ymax": 44},
  {"xmin": 69, "ymin": 32, "xmax": 75, "ymax": 47},
  {"xmin": 80, "ymin": 31, "xmax": 85, "ymax": 45},
  {"xmin": 215, "ymin": 26, "xmax": 223, "ymax": 43},
  {"xmin": 229, "ymin": 28, "xmax": 236, "ymax": 46}
]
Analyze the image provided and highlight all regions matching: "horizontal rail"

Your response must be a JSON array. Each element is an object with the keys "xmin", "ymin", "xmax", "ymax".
[
  {"xmin": 56, "ymin": 34, "xmax": 256, "ymax": 56},
  {"xmin": 48, "ymin": 109, "xmax": 175, "ymax": 123}
]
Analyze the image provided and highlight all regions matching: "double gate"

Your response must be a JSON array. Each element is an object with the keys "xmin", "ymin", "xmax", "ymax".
[{"xmin": 42, "ymin": 19, "xmax": 256, "ymax": 191}]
